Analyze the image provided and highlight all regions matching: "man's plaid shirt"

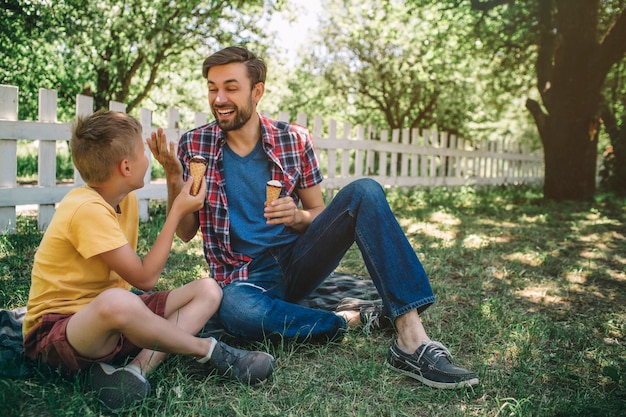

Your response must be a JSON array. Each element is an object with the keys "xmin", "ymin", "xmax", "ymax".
[{"xmin": 177, "ymin": 113, "xmax": 323, "ymax": 286}]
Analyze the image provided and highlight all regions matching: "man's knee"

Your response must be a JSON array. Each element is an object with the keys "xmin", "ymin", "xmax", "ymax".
[{"xmin": 343, "ymin": 178, "xmax": 385, "ymax": 204}]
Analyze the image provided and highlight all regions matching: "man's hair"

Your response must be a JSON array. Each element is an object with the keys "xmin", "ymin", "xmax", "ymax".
[
  {"xmin": 70, "ymin": 110, "xmax": 142, "ymax": 184},
  {"xmin": 202, "ymin": 46, "xmax": 266, "ymax": 86}
]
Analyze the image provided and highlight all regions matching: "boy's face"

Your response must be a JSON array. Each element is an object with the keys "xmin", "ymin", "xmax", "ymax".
[
  {"xmin": 128, "ymin": 133, "xmax": 149, "ymax": 190},
  {"xmin": 206, "ymin": 62, "xmax": 263, "ymax": 132}
]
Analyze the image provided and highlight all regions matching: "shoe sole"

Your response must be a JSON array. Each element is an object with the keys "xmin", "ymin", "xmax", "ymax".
[
  {"xmin": 386, "ymin": 362, "xmax": 479, "ymax": 389},
  {"xmin": 246, "ymin": 352, "xmax": 275, "ymax": 386},
  {"xmin": 89, "ymin": 363, "xmax": 150, "ymax": 411},
  {"xmin": 335, "ymin": 297, "xmax": 381, "ymax": 312}
]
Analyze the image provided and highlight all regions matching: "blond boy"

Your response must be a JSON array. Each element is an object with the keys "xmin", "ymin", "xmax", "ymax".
[{"xmin": 23, "ymin": 110, "xmax": 274, "ymax": 411}]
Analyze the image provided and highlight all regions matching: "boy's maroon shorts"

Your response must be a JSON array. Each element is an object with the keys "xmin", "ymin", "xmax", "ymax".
[{"xmin": 23, "ymin": 290, "xmax": 171, "ymax": 373}]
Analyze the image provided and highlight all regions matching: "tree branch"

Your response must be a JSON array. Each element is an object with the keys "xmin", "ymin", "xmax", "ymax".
[
  {"xmin": 591, "ymin": 7, "xmax": 626, "ymax": 87},
  {"xmin": 470, "ymin": 0, "xmax": 515, "ymax": 12},
  {"xmin": 525, "ymin": 98, "xmax": 548, "ymax": 145}
]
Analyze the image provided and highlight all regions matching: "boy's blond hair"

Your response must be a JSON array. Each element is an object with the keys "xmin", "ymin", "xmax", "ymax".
[{"xmin": 70, "ymin": 110, "xmax": 143, "ymax": 184}]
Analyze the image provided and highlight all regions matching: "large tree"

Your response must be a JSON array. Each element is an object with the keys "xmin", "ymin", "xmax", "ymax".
[{"xmin": 425, "ymin": 0, "xmax": 626, "ymax": 201}]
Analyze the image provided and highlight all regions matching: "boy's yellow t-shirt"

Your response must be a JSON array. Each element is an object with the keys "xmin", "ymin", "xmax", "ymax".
[{"xmin": 23, "ymin": 186, "xmax": 139, "ymax": 335}]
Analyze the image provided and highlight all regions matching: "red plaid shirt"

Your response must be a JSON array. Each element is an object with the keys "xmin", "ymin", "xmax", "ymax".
[{"xmin": 177, "ymin": 113, "xmax": 323, "ymax": 286}]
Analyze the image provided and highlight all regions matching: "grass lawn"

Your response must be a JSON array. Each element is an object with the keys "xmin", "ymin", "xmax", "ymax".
[{"xmin": 1, "ymin": 185, "xmax": 625, "ymax": 416}]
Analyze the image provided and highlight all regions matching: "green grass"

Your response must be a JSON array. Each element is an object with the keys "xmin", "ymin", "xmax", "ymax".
[{"xmin": 1, "ymin": 185, "xmax": 625, "ymax": 416}]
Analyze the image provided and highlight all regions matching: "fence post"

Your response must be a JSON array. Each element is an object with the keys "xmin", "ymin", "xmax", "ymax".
[
  {"xmin": 0, "ymin": 85, "xmax": 18, "ymax": 233},
  {"xmin": 37, "ymin": 88, "xmax": 58, "ymax": 230},
  {"xmin": 109, "ymin": 101, "xmax": 126, "ymax": 112},
  {"xmin": 355, "ymin": 124, "xmax": 365, "ymax": 177},
  {"xmin": 420, "ymin": 130, "xmax": 429, "ymax": 179},
  {"xmin": 139, "ymin": 108, "xmax": 153, "ymax": 222},
  {"xmin": 327, "ymin": 119, "xmax": 337, "ymax": 182},
  {"xmin": 194, "ymin": 112, "xmax": 207, "ymax": 128},
  {"xmin": 277, "ymin": 111, "xmax": 289, "ymax": 122},
  {"xmin": 74, "ymin": 94, "xmax": 94, "ymax": 186},
  {"xmin": 341, "ymin": 121, "xmax": 351, "ymax": 179},
  {"xmin": 366, "ymin": 125, "xmax": 376, "ymax": 176},
  {"xmin": 410, "ymin": 128, "xmax": 419, "ymax": 178},
  {"xmin": 296, "ymin": 113, "xmax": 308, "ymax": 127},
  {"xmin": 401, "ymin": 128, "xmax": 410, "ymax": 179},
  {"xmin": 379, "ymin": 129, "xmax": 389, "ymax": 178}
]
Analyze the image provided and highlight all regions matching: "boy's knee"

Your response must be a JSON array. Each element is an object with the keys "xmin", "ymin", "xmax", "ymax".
[
  {"xmin": 198, "ymin": 278, "xmax": 222, "ymax": 304},
  {"xmin": 92, "ymin": 288, "xmax": 141, "ymax": 324}
]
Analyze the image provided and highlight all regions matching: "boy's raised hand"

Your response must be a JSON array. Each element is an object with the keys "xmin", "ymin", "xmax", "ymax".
[{"xmin": 147, "ymin": 128, "xmax": 182, "ymax": 178}]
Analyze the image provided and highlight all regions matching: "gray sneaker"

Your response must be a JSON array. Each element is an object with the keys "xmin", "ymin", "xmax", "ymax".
[
  {"xmin": 207, "ymin": 341, "xmax": 275, "ymax": 385},
  {"xmin": 88, "ymin": 362, "xmax": 150, "ymax": 411},
  {"xmin": 386, "ymin": 339, "xmax": 479, "ymax": 389}
]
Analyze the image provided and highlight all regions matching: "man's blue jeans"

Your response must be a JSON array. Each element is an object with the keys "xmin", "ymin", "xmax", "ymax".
[{"xmin": 218, "ymin": 178, "xmax": 436, "ymax": 342}]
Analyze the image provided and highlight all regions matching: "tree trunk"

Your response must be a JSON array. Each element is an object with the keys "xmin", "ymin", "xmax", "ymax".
[
  {"xmin": 528, "ymin": 0, "xmax": 603, "ymax": 201},
  {"xmin": 540, "ymin": 104, "xmax": 599, "ymax": 201}
]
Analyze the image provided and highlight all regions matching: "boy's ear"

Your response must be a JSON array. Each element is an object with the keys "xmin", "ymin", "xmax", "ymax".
[{"xmin": 119, "ymin": 158, "xmax": 132, "ymax": 177}]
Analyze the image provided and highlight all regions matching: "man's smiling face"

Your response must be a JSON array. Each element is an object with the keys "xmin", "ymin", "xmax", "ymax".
[{"xmin": 207, "ymin": 62, "xmax": 260, "ymax": 132}]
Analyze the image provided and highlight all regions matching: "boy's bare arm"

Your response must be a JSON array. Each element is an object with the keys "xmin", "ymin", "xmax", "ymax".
[
  {"xmin": 99, "ymin": 177, "xmax": 206, "ymax": 291},
  {"xmin": 146, "ymin": 128, "xmax": 200, "ymax": 241}
]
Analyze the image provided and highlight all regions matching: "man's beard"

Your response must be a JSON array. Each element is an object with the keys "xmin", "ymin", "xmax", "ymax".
[{"xmin": 213, "ymin": 97, "xmax": 254, "ymax": 132}]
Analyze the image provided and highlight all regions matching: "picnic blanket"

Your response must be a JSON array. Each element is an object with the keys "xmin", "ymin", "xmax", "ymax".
[
  {"xmin": 0, "ymin": 306, "xmax": 32, "ymax": 377},
  {"xmin": 0, "ymin": 273, "xmax": 378, "ymax": 378}
]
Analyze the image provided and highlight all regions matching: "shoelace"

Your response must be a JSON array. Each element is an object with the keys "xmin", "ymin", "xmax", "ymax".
[{"xmin": 415, "ymin": 340, "xmax": 453, "ymax": 363}]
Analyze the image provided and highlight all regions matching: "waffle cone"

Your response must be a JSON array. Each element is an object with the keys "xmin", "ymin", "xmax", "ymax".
[
  {"xmin": 189, "ymin": 160, "xmax": 207, "ymax": 196},
  {"xmin": 266, "ymin": 182, "xmax": 282, "ymax": 204}
]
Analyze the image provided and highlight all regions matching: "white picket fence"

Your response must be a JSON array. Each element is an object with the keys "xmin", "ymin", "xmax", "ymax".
[{"xmin": 0, "ymin": 85, "xmax": 543, "ymax": 233}]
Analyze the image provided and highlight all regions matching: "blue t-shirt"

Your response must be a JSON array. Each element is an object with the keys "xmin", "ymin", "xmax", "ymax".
[{"xmin": 223, "ymin": 140, "xmax": 298, "ymax": 258}]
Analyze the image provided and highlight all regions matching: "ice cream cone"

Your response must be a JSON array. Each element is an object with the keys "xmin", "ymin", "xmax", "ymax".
[
  {"xmin": 189, "ymin": 156, "xmax": 208, "ymax": 196},
  {"xmin": 266, "ymin": 180, "xmax": 282, "ymax": 205}
]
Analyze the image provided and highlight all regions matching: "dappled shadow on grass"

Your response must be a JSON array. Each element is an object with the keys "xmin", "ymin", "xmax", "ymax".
[
  {"xmin": 391, "ymin": 185, "xmax": 625, "ymax": 317},
  {"xmin": 386, "ymin": 185, "xmax": 625, "ymax": 416}
]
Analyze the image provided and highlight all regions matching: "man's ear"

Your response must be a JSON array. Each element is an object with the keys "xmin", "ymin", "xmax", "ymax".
[{"xmin": 253, "ymin": 82, "xmax": 265, "ymax": 105}]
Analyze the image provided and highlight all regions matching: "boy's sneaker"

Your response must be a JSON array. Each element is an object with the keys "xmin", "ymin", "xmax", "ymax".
[
  {"xmin": 386, "ymin": 339, "xmax": 479, "ymax": 389},
  {"xmin": 88, "ymin": 362, "xmax": 150, "ymax": 411},
  {"xmin": 207, "ymin": 341, "xmax": 275, "ymax": 385},
  {"xmin": 336, "ymin": 297, "xmax": 393, "ymax": 333}
]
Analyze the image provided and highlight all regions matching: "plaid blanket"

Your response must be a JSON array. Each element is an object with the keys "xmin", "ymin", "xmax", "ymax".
[{"xmin": 0, "ymin": 306, "xmax": 32, "ymax": 377}]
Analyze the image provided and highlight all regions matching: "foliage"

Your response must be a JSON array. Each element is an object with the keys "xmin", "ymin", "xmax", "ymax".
[
  {"xmin": 0, "ymin": 0, "xmax": 280, "ymax": 122},
  {"xmin": 1, "ymin": 186, "xmax": 625, "ymax": 416},
  {"xmin": 270, "ymin": 0, "xmax": 539, "ymax": 147},
  {"xmin": 313, "ymin": 1, "xmax": 483, "ymax": 136}
]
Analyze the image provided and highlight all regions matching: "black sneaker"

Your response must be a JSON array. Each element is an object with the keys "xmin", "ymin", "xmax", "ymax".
[
  {"xmin": 386, "ymin": 339, "xmax": 479, "ymax": 389},
  {"xmin": 207, "ymin": 341, "xmax": 275, "ymax": 385},
  {"xmin": 88, "ymin": 362, "xmax": 150, "ymax": 411},
  {"xmin": 336, "ymin": 297, "xmax": 393, "ymax": 333}
]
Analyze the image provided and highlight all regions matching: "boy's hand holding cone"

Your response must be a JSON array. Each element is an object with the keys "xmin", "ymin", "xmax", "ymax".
[{"xmin": 189, "ymin": 156, "xmax": 208, "ymax": 196}]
